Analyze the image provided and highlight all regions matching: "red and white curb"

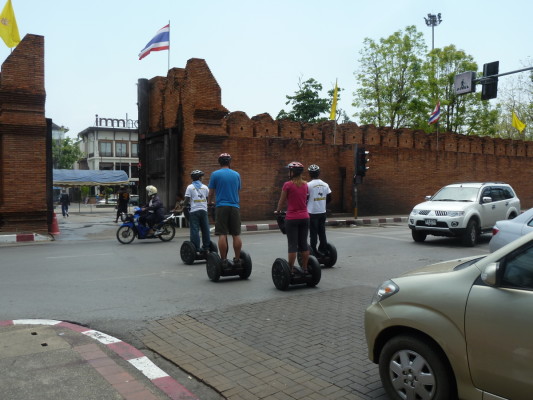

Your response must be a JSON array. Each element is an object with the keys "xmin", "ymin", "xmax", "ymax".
[
  {"xmin": 0, "ymin": 319, "xmax": 198, "ymax": 400},
  {"xmin": 0, "ymin": 233, "xmax": 51, "ymax": 243}
]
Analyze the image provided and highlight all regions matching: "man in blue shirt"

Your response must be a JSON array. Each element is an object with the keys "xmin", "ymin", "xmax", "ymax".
[{"xmin": 208, "ymin": 153, "xmax": 242, "ymax": 266}]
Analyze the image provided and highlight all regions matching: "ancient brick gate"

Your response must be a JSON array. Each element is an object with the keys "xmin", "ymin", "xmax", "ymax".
[{"xmin": 138, "ymin": 58, "xmax": 533, "ymax": 220}]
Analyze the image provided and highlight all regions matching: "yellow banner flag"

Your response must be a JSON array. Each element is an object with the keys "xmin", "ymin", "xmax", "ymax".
[
  {"xmin": 0, "ymin": 0, "xmax": 20, "ymax": 48},
  {"xmin": 512, "ymin": 111, "xmax": 526, "ymax": 134},
  {"xmin": 329, "ymin": 80, "xmax": 338, "ymax": 121}
]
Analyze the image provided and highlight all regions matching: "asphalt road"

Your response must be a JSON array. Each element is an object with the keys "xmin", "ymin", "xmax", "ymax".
[{"xmin": 0, "ymin": 211, "xmax": 491, "ymax": 399}]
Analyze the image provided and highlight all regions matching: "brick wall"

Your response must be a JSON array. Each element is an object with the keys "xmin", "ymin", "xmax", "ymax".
[
  {"xmin": 0, "ymin": 34, "xmax": 49, "ymax": 233},
  {"xmin": 140, "ymin": 59, "xmax": 533, "ymax": 220}
]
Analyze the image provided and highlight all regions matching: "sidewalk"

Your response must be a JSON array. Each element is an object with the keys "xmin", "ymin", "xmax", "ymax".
[
  {"xmin": 0, "ymin": 319, "xmax": 199, "ymax": 400},
  {"xmin": 0, "ymin": 203, "xmax": 408, "ymax": 244}
]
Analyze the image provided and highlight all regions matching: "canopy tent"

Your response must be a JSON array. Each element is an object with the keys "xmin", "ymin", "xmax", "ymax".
[{"xmin": 53, "ymin": 169, "xmax": 129, "ymax": 187}]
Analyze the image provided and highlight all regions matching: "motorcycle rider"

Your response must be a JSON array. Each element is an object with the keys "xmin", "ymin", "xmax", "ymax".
[
  {"xmin": 140, "ymin": 185, "xmax": 165, "ymax": 236},
  {"xmin": 183, "ymin": 170, "xmax": 211, "ymax": 254}
]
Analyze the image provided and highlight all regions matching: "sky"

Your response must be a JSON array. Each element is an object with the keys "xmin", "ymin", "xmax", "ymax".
[{"xmin": 1, "ymin": 0, "xmax": 531, "ymax": 137}]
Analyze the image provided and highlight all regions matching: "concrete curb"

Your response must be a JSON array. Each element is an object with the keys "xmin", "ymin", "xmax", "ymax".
[
  {"xmin": 0, "ymin": 233, "xmax": 52, "ymax": 244},
  {"xmin": 240, "ymin": 216, "xmax": 408, "ymax": 232},
  {"xmin": 0, "ymin": 319, "xmax": 198, "ymax": 400}
]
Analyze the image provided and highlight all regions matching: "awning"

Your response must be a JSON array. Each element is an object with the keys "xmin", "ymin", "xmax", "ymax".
[{"xmin": 53, "ymin": 169, "xmax": 129, "ymax": 187}]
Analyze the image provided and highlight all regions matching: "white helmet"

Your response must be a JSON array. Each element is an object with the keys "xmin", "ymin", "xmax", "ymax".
[{"xmin": 146, "ymin": 185, "xmax": 157, "ymax": 196}]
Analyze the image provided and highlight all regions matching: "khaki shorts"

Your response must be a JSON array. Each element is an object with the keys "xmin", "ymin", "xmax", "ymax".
[{"xmin": 215, "ymin": 206, "xmax": 241, "ymax": 236}]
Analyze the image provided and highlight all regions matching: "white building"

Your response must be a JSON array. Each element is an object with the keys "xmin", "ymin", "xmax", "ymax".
[{"xmin": 76, "ymin": 116, "xmax": 139, "ymax": 192}]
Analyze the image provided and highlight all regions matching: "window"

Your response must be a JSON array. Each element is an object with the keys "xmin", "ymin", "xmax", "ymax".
[
  {"xmin": 501, "ymin": 245, "xmax": 533, "ymax": 290},
  {"xmin": 131, "ymin": 165, "xmax": 139, "ymax": 178},
  {"xmin": 99, "ymin": 141, "xmax": 112, "ymax": 157},
  {"xmin": 115, "ymin": 142, "xmax": 128, "ymax": 157},
  {"xmin": 131, "ymin": 142, "xmax": 138, "ymax": 157}
]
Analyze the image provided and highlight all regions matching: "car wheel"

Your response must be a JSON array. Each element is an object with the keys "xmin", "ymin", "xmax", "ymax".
[
  {"xmin": 461, "ymin": 219, "xmax": 478, "ymax": 247},
  {"xmin": 379, "ymin": 335, "xmax": 456, "ymax": 400},
  {"xmin": 116, "ymin": 226, "xmax": 135, "ymax": 244},
  {"xmin": 412, "ymin": 230, "xmax": 427, "ymax": 243}
]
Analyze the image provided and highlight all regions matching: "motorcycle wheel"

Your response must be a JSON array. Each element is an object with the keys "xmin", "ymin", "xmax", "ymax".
[
  {"xmin": 158, "ymin": 223, "xmax": 176, "ymax": 242},
  {"xmin": 116, "ymin": 226, "xmax": 135, "ymax": 244}
]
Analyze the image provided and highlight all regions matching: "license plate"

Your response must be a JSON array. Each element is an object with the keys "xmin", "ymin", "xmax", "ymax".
[{"xmin": 425, "ymin": 219, "xmax": 437, "ymax": 226}]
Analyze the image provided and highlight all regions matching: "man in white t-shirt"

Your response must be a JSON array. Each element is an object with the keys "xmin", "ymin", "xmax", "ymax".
[
  {"xmin": 307, "ymin": 164, "xmax": 332, "ymax": 256},
  {"xmin": 184, "ymin": 170, "xmax": 211, "ymax": 253}
]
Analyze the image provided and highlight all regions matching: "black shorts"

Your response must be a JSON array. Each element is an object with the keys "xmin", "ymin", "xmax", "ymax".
[
  {"xmin": 215, "ymin": 206, "xmax": 241, "ymax": 236},
  {"xmin": 285, "ymin": 218, "xmax": 309, "ymax": 253}
]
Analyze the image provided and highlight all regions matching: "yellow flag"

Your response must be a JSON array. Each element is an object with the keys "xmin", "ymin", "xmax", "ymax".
[
  {"xmin": 329, "ymin": 80, "xmax": 338, "ymax": 121},
  {"xmin": 512, "ymin": 111, "xmax": 526, "ymax": 134},
  {"xmin": 0, "ymin": 0, "xmax": 20, "ymax": 48}
]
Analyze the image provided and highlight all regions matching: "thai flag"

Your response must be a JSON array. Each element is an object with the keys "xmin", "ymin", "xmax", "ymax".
[
  {"xmin": 138, "ymin": 24, "xmax": 170, "ymax": 60},
  {"xmin": 428, "ymin": 101, "xmax": 441, "ymax": 125}
]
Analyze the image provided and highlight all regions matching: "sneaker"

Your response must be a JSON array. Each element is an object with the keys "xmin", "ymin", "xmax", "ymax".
[
  {"xmin": 221, "ymin": 259, "xmax": 230, "ymax": 269},
  {"xmin": 232, "ymin": 258, "xmax": 242, "ymax": 267}
]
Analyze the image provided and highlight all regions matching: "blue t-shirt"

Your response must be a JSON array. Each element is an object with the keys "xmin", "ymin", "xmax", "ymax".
[{"xmin": 208, "ymin": 168, "xmax": 241, "ymax": 208}]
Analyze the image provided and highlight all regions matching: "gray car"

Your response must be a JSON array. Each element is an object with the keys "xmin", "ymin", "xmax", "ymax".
[{"xmin": 489, "ymin": 208, "xmax": 533, "ymax": 252}]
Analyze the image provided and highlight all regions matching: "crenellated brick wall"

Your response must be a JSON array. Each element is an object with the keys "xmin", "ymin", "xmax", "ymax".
[
  {"xmin": 139, "ymin": 58, "xmax": 533, "ymax": 220},
  {"xmin": 0, "ymin": 34, "xmax": 49, "ymax": 233}
]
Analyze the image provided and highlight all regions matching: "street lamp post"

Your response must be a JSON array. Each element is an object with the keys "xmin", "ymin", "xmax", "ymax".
[{"xmin": 424, "ymin": 13, "xmax": 442, "ymax": 50}]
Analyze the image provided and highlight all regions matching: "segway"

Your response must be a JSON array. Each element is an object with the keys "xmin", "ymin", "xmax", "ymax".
[
  {"xmin": 180, "ymin": 240, "xmax": 218, "ymax": 265},
  {"xmin": 301, "ymin": 243, "xmax": 337, "ymax": 268},
  {"xmin": 205, "ymin": 238, "xmax": 252, "ymax": 282},
  {"xmin": 272, "ymin": 212, "xmax": 321, "ymax": 291}
]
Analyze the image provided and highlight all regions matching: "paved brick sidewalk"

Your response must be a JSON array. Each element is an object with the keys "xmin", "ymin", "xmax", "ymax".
[{"xmin": 137, "ymin": 286, "xmax": 388, "ymax": 400}]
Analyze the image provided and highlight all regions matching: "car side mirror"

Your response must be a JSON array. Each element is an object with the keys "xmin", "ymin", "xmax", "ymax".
[
  {"xmin": 425, "ymin": 195, "xmax": 431, "ymax": 201},
  {"xmin": 481, "ymin": 262, "xmax": 499, "ymax": 286},
  {"xmin": 482, "ymin": 196, "xmax": 492, "ymax": 204}
]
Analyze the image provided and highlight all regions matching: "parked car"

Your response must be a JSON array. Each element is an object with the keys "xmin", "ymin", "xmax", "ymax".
[
  {"xmin": 97, "ymin": 196, "xmax": 117, "ymax": 205},
  {"xmin": 408, "ymin": 182, "xmax": 520, "ymax": 246},
  {"xmin": 489, "ymin": 208, "xmax": 533, "ymax": 252},
  {"xmin": 365, "ymin": 230, "xmax": 533, "ymax": 400}
]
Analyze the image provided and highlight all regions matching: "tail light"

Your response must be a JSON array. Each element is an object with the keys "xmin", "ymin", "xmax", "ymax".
[{"xmin": 492, "ymin": 226, "xmax": 499, "ymax": 236}]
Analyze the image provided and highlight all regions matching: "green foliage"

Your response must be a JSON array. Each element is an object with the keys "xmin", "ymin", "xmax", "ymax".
[
  {"xmin": 277, "ymin": 78, "xmax": 343, "ymax": 123},
  {"xmin": 353, "ymin": 25, "xmax": 427, "ymax": 128},
  {"xmin": 52, "ymin": 137, "xmax": 85, "ymax": 169}
]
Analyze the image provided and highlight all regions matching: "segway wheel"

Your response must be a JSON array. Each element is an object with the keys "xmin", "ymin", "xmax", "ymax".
[
  {"xmin": 306, "ymin": 256, "xmax": 321, "ymax": 287},
  {"xmin": 209, "ymin": 241, "xmax": 218, "ymax": 253},
  {"xmin": 116, "ymin": 226, "xmax": 135, "ymax": 244},
  {"xmin": 323, "ymin": 243, "xmax": 338, "ymax": 268},
  {"xmin": 158, "ymin": 223, "xmax": 176, "ymax": 242},
  {"xmin": 272, "ymin": 258, "xmax": 291, "ymax": 291},
  {"xmin": 206, "ymin": 252, "xmax": 222, "ymax": 282},
  {"xmin": 238, "ymin": 250, "xmax": 252, "ymax": 279},
  {"xmin": 180, "ymin": 241, "xmax": 197, "ymax": 265}
]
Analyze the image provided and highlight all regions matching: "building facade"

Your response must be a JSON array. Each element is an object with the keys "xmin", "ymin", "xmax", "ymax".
[{"xmin": 77, "ymin": 123, "xmax": 139, "ymax": 193}]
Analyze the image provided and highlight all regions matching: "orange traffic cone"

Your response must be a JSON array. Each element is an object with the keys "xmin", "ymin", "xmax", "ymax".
[{"xmin": 49, "ymin": 212, "xmax": 60, "ymax": 235}]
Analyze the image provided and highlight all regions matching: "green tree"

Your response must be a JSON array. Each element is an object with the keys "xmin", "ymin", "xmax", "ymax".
[
  {"xmin": 277, "ymin": 78, "xmax": 342, "ymax": 123},
  {"xmin": 353, "ymin": 25, "xmax": 426, "ymax": 128},
  {"xmin": 52, "ymin": 137, "xmax": 85, "ymax": 169}
]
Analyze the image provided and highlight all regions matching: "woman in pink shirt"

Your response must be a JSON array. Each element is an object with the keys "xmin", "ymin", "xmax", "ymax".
[{"xmin": 276, "ymin": 162, "xmax": 310, "ymax": 274}]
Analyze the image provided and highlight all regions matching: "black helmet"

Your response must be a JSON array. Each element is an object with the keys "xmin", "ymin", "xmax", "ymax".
[
  {"xmin": 308, "ymin": 164, "xmax": 320, "ymax": 178},
  {"xmin": 288, "ymin": 161, "xmax": 304, "ymax": 177},
  {"xmin": 191, "ymin": 170, "xmax": 204, "ymax": 181},
  {"xmin": 218, "ymin": 153, "xmax": 232, "ymax": 166}
]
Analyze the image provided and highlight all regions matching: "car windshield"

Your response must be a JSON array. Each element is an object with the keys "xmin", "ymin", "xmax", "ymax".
[{"xmin": 432, "ymin": 187, "xmax": 478, "ymax": 202}]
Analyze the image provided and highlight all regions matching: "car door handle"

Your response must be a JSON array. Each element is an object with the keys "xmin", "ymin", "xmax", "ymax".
[{"xmin": 492, "ymin": 205, "xmax": 496, "ymax": 209}]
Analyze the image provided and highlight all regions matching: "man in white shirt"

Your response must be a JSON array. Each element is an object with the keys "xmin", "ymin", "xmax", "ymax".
[
  {"xmin": 184, "ymin": 170, "xmax": 211, "ymax": 253},
  {"xmin": 307, "ymin": 164, "xmax": 332, "ymax": 256}
]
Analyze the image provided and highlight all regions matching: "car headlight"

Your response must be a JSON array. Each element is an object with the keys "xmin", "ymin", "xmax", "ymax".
[
  {"xmin": 447, "ymin": 211, "xmax": 465, "ymax": 217},
  {"xmin": 410, "ymin": 209, "xmax": 420, "ymax": 216},
  {"xmin": 371, "ymin": 280, "xmax": 399, "ymax": 304}
]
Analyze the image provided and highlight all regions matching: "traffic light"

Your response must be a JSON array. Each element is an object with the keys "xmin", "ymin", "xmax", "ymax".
[
  {"xmin": 481, "ymin": 61, "xmax": 499, "ymax": 100},
  {"xmin": 356, "ymin": 147, "xmax": 369, "ymax": 177}
]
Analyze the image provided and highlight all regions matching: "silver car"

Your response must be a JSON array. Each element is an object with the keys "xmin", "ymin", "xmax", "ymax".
[
  {"xmin": 489, "ymin": 208, "xmax": 533, "ymax": 252},
  {"xmin": 365, "ymin": 231, "xmax": 533, "ymax": 400}
]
